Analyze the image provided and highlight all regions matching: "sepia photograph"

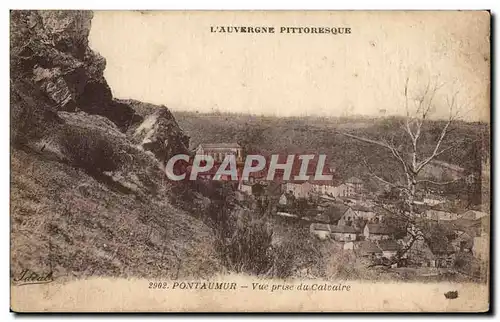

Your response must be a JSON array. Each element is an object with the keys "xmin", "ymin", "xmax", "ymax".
[{"xmin": 9, "ymin": 9, "xmax": 491, "ymax": 312}]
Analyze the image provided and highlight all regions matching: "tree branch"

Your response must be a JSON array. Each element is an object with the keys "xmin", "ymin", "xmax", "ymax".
[
  {"xmin": 361, "ymin": 158, "xmax": 408, "ymax": 191},
  {"xmin": 415, "ymin": 119, "xmax": 452, "ymax": 173},
  {"xmin": 339, "ymin": 132, "xmax": 411, "ymax": 175},
  {"xmin": 416, "ymin": 178, "xmax": 461, "ymax": 186},
  {"xmin": 339, "ymin": 132, "xmax": 391, "ymax": 149}
]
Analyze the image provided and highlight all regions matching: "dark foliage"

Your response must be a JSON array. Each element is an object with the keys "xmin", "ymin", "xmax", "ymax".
[{"xmin": 59, "ymin": 126, "xmax": 122, "ymax": 174}]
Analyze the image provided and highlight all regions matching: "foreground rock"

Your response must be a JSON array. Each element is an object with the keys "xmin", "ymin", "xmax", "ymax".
[{"xmin": 10, "ymin": 10, "xmax": 141, "ymax": 130}]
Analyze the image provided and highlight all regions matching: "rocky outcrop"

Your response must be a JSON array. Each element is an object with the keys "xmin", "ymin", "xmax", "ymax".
[
  {"xmin": 11, "ymin": 9, "xmax": 194, "ymax": 182},
  {"xmin": 10, "ymin": 10, "xmax": 141, "ymax": 130},
  {"xmin": 133, "ymin": 106, "xmax": 190, "ymax": 162}
]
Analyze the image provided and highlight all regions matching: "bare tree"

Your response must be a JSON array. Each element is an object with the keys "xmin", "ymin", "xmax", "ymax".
[{"xmin": 339, "ymin": 77, "xmax": 468, "ymax": 262}]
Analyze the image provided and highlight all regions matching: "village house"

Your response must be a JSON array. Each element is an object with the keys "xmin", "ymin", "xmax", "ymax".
[
  {"xmin": 350, "ymin": 204, "xmax": 377, "ymax": 222},
  {"xmin": 363, "ymin": 224, "xmax": 393, "ymax": 241},
  {"xmin": 404, "ymin": 224, "xmax": 457, "ymax": 268},
  {"xmin": 323, "ymin": 204, "xmax": 352, "ymax": 225},
  {"xmin": 336, "ymin": 207, "xmax": 358, "ymax": 226},
  {"xmin": 424, "ymin": 209, "xmax": 459, "ymax": 221},
  {"xmin": 402, "ymin": 239, "xmax": 436, "ymax": 267},
  {"xmin": 346, "ymin": 177, "xmax": 364, "ymax": 193},
  {"xmin": 309, "ymin": 223, "xmax": 331, "ymax": 240},
  {"xmin": 311, "ymin": 181, "xmax": 355, "ymax": 198},
  {"xmin": 422, "ymin": 193, "xmax": 447, "ymax": 206},
  {"xmin": 356, "ymin": 241, "xmax": 383, "ymax": 258},
  {"xmin": 278, "ymin": 192, "xmax": 289, "ymax": 205},
  {"xmin": 195, "ymin": 143, "xmax": 243, "ymax": 163},
  {"xmin": 330, "ymin": 225, "xmax": 359, "ymax": 242},
  {"xmin": 285, "ymin": 181, "xmax": 314, "ymax": 199},
  {"xmin": 428, "ymin": 243, "xmax": 456, "ymax": 268},
  {"xmin": 401, "ymin": 236, "xmax": 458, "ymax": 268},
  {"xmin": 311, "ymin": 180, "xmax": 335, "ymax": 195},
  {"xmin": 423, "ymin": 197, "xmax": 446, "ymax": 206},
  {"xmin": 334, "ymin": 183, "xmax": 355, "ymax": 197},
  {"xmin": 376, "ymin": 240, "xmax": 400, "ymax": 259}
]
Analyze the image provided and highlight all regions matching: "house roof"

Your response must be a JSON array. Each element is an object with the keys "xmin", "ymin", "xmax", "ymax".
[
  {"xmin": 448, "ymin": 218, "xmax": 482, "ymax": 237},
  {"xmin": 313, "ymin": 213, "xmax": 331, "ymax": 224},
  {"xmin": 366, "ymin": 224, "xmax": 393, "ymax": 235},
  {"xmin": 460, "ymin": 210, "xmax": 488, "ymax": 220},
  {"xmin": 325, "ymin": 204, "xmax": 350, "ymax": 224},
  {"xmin": 319, "ymin": 194, "xmax": 337, "ymax": 200},
  {"xmin": 406, "ymin": 239, "xmax": 435, "ymax": 259},
  {"xmin": 311, "ymin": 223, "xmax": 330, "ymax": 232},
  {"xmin": 351, "ymin": 205, "xmax": 373, "ymax": 212},
  {"xmin": 428, "ymin": 242, "xmax": 456, "ymax": 255},
  {"xmin": 198, "ymin": 143, "xmax": 241, "ymax": 149},
  {"xmin": 377, "ymin": 240, "xmax": 400, "ymax": 251},
  {"xmin": 358, "ymin": 241, "xmax": 382, "ymax": 254},
  {"xmin": 430, "ymin": 202, "xmax": 464, "ymax": 213},
  {"xmin": 330, "ymin": 225, "xmax": 359, "ymax": 233},
  {"xmin": 452, "ymin": 218, "xmax": 480, "ymax": 228}
]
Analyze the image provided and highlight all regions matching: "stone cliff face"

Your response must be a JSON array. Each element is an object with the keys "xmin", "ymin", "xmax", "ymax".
[
  {"xmin": 10, "ymin": 10, "xmax": 189, "ymax": 162},
  {"xmin": 126, "ymin": 101, "xmax": 190, "ymax": 162},
  {"xmin": 11, "ymin": 10, "xmax": 141, "ymax": 130}
]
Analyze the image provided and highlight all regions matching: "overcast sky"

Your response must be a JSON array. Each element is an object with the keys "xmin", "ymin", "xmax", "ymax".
[{"xmin": 89, "ymin": 11, "xmax": 490, "ymax": 121}]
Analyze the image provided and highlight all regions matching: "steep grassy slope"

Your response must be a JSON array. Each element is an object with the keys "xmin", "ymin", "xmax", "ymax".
[
  {"xmin": 11, "ymin": 145, "xmax": 220, "ymax": 279},
  {"xmin": 10, "ymin": 10, "xmax": 220, "ymax": 279}
]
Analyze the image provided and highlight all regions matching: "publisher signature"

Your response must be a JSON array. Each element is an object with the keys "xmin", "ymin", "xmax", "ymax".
[{"xmin": 12, "ymin": 269, "xmax": 54, "ymax": 286}]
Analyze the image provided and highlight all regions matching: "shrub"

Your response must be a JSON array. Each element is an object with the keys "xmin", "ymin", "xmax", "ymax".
[
  {"xmin": 59, "ymin": 126, "xmax": 122, "ymax": 174},
  {"xmin": 214, "ymin": 209, "xmax": 273, "ymax": 275},
  {"xmin": 271, "ymin": 241, "xmax": 296, "ymax": 278},
  {"xmin": 270, "ymin": 225, "xmax": 327, "ymax": 279}
]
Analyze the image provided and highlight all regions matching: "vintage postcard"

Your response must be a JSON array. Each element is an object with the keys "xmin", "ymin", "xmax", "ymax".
[{"xmin": 10, "ymin": 10, "xmax": 490, "ymax": 312}]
